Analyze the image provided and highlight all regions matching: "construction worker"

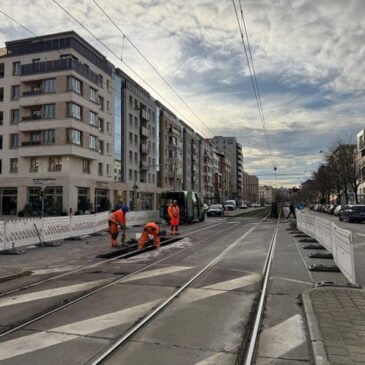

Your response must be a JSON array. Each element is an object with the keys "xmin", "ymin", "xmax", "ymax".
[
  {"xmin": 138, "ymin": 222, "xmax": 160, "ymax": 250},
  {"xmin": 108, "ymin": 206, "xmax": 129, "ymax": 247},
  {"xmin": 168, "ymin": 200, "xmax": 180, "ymax": 235}
]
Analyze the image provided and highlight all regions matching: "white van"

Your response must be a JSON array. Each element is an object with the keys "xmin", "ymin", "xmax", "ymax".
[{"xmin": 224, "ymin": 200, "xmax": 237, "ymax": 210}]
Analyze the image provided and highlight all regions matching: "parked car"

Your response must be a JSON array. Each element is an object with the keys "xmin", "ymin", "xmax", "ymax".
[
  {"xmin": 207, "ymin": 204, "xmax": 224, "ymax": 217},
  {"xmin": 334, "ymin": 205, "xmax": 343, "ymax": 216},
  {"xmin": 203, "ymin": 203, "xmax": 209, "ymax": 212},
  {"xmin": 239, "ymin": 203, "xmax": 248, "ymax": 209},
  {"xmin": 339, "ymin": 205, "xmax": 365, "ymax": 223},
  {"xmin": 224, "ymin": 200, "xmax": 237, "ymax": 210},
  {"xmin": 327, "ymin": 204, "xmax": 336, "ymax": 215},
  {"xmin": 251, "ymin": 203, "xmax": 261, "ymax": 208}
]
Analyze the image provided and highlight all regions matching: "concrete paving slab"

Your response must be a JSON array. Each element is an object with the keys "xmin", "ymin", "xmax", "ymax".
[{"xmin": 0, "ymin": 267, "xmax": 31, "ymax": 283}]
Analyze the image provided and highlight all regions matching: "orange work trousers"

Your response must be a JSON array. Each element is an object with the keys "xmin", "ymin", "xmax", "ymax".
[
  {"xmin": 139, "ymin": 230, "xmax": 160, "ymax": 249},
  {"xmin": 108, "ymin": 220, "xmax": 119, "ymax": 247}
]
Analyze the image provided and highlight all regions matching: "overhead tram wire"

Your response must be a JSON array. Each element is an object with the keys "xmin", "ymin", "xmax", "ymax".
[
  {"xmin": 92, "ymin": 0, "xmax": 216, "ymax": 138},
  {"xmin": 232, "ymin": 0, "xmax": 278, "ymax": 185},
  {"xmin": 49, "ymin": 0, "xmax": 209, "ymax": 138}
]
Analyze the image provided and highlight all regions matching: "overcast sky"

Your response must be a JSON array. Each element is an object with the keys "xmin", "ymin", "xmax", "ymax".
[{"xmin": 1, "ymin": 0, "xmax": 364, "ymax": 187}]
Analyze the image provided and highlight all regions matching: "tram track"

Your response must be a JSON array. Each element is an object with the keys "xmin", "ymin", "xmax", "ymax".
[
  {"xmin": 0, "ymin": 219, "xmax": 244, "ymax": 339},
  {"xmin": 86, "ymin": 213, "xmax": 274, "ymax": 364}
]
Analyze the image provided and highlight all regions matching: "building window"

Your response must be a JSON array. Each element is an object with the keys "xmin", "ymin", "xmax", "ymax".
[
  {"xmin": 10, "ymin": 158, "xmax": 18, "ymax": 173},
  {"xmin": 98, "ymin": 162, "xmax": 103, "ymax": 176},
  {"xmin": 30, "ymin": 157, "xmax": 38, "ymax": 172},
  {"xmin": 82, "ymin": 159, "xmax": 90, "ymax": 174},
  {"xmin": 89, "ymin": 111, "xmax": 97, "ymax": 126},
  {"xmin": 106, "ymin": 122, "xmax": 110, "ymax": 133},
  {"xmin": 89, "ymin": 135, "xmax": 97, "ymax": 150},
  {"xmin": 0, "ymin": 159, "xmax": 2, "ymax": 174},
  {"xmin": 107, "ymin": 79, "xmax": 110, "ymax": 91},
  {"xmin": 98, "ymin": 118, "xmax": 104, "ymax": 132},
  {"xmin": 0, "ymin": 135, "xmax": 2, "ymax": 149},
  {"xmin": 129, "ymin": 114, "xmax": 133, "ymax": 128},
  {"xmin": 107, "ymin": 101, "xmax": 110, "ymax": 112},
  {"xmin": 10, "ymin": 134, "xmax": 19, "ymax": 148},
  {"xmin": 67, "ymin": 129, "xmax": 82, "ymax": 145},
  {"xmin": 32, "ymin": 58, "xmax": 40, "ymax": 63},
  {"xmin": 134, "ymin": 135, "xmax": 138, "ymax": 146},
  {"xmin": 67, "ymin": 77, "xmax": 82, "ymax": 94},
  {"xmin": 12, "ymin": 62, "xmax": 21, "ymax": 76},
  {"xmin": 67, "ymin": 103, "xmax": 82, "ymax": 120},
  {"xmin": 129, "ymin": 95, "xmax": 133, "ymax": 106},
  {"xmin": 129, "ymin": 169, "xmax": 133, "ymax": 181},
  {"xmin": 0, "ymin": 111, "xmax": 3, "ymax": 126},
  {"xmin": 134, "ymin": 117, "xmax": 138, "ymax": 130},
  {"xmin": 106, "ymin": 143, "xmax": 110, "ymax": 154},
  {"xmin": 129, "ymin": 150, "xmax": 133, "ymax": 163},
  {"xmin": 11, "ymin": 85, "xmax": 20, "ymax": 100},
  {"xmin": 43, "ymin": 104, "xmax": 55, "ymax": 119},
  {"xmin": 42, "ymin": 79, "xmax": 55, "ymax": 93},
  {"xmin": 98, "ymin": 96, "xmax": 104, "ymax": 111},
  {"xmin": 49, "ymin": 157, "xmax": 62, "ymax": 172},
  {"xmin": 106, "ymin": 164, "xmax": 110, "ymax": 176},
  {"xmin": 89, "ymin": 87, "xmax": 97, "ymax": 102},
  {"xmin": 43, "ymin": 129, "xmax": 55, "ymax": 144},
  {"xmin": 99, "ymin": 140, "xmax": 104, "ymax": 154},
  {"xmin": 134, "ymin": 152, "xmax": 138, "ymax": 164},
  {"xmin": 129, "ymin": 132, "xmax": 133, "ymax": 144}
]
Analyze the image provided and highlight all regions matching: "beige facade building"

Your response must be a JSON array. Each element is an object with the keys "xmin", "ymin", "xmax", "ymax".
[
  {"xmin": 0, "ymin": 32, "xmax": 115, "ymax": 215},
  {"xmin": 259, "ymin": 185, "xmax": 274, "ymax": 204},
  {"xmin": 200, "ymin": 139, "xmax": 214, "ymax": 202},
  {"xmin": 242, "ymin": 172, "xmax": 259, "ymax": 204}
]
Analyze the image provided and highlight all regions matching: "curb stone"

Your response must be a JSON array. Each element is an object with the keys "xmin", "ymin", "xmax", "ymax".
[
  {"xmin": 0, "ymin": 269, "xmax": 32, "ymax": 283},
  {"xmin": 302, "ymin": 289, "xmax": 330, "ymax": 365}
]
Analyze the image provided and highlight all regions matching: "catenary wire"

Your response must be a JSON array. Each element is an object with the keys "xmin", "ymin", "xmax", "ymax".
[{"xmin": 92, "ymin": 0, "xmax": 216, "ymax": 138}]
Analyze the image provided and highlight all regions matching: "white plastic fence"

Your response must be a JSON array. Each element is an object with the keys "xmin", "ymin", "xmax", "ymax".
[
  {"xmin": 296, "ymin": 210, "xmax": 356, "ymax": 285},
  {"xmin": 0, "ymin": 210, "xmax": 160, "ymax": 252}
]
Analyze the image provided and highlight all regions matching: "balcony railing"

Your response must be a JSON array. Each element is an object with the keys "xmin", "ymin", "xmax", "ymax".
[
  {"xmin": 141, "ymin": 126, "xmax": 149, "ymax": 138},
  {"xmin": 21, "ymin": 140, "xmax": 42, "ymax": 146},
  {"xmin": 21, "ymin": 58, "xmax": 102, "ymax": 87},
  {"xmin": 141, "ymin": 108, "xmax": 149, "ymax": 122},
  {"xmin": 141, "ymin": 144, "xmax": 149, "ymax": 154},
  {"xmin": 22, "ymin": 115, "xmax": 43, "ymax": 121},
  {"xmin": 22, "ymin": 90, "xmax": 43, "ymax": 97}
]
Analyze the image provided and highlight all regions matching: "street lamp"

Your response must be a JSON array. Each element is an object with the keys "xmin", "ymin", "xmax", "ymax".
[{"xmin": 32, "ymin": 178, "xmax": 56, "ymax": 217}]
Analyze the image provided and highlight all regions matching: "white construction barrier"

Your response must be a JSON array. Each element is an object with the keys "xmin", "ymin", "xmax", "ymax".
[
  {"xmin": 296, "ymin": 210, "xmax": 357, "ymax": 285},
  {"xmin": 1, "ymin": 210, "xmax": 161, "ymax": 252},
  {"xmin": 0, "ymin": 221, "xmax": 4, "ymax": 251},
  {"xmin": 43, "ymin": 216, "xmax": 71, "ymax": 242}
]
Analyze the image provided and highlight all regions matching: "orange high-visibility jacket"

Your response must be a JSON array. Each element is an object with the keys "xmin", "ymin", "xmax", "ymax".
[
  {"xmin": 144, "ymin": 222, "xmax": 159, "ymax": 233},
  {"xmin": 168, "ymin": 205, "xmax": 179, "ymax": 218},
  {"xmin": 109, "ymin": 209, "xmax": 126, "ymax": 225}
]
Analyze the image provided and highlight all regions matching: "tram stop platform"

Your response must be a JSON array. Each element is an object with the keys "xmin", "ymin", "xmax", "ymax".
[{"xmin": 303, "ymin": 287, "xmax": 365, "ymax": 364}]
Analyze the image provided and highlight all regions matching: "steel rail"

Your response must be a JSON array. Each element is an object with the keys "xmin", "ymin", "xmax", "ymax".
[
  {"xmin": 243, "ymin": 212, "xmax": 281, "ymax": 364},
  {"xmin": 88, "ymin": 214, "xmax": 270, "ymax": 365},
  {"xmin": 0, "ymin": 220, "xmax": 226, "ymax": 298},
  {"xmin": 0, "ymin": 219, "xmax": 240, "ymax": 339}
]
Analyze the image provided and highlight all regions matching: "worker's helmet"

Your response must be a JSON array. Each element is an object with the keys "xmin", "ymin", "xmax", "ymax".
[{"xmin": 121, "ymin": 205, "xmax": 129, "ymax": 213}]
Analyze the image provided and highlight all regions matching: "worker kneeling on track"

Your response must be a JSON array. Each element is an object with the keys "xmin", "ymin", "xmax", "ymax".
[
  {"xmin": 139, "ymin": 222, "xmax": 160, "ymax": 250},
  {"xmin": 108, "ymin": 206, "xmax": 129, "ymax": 248}
]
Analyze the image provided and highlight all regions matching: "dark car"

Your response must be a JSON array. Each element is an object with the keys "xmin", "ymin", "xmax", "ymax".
[
  {"xmin": 207, "ymin": 204, "xmax": 224, "ymax": 217},
  {"xmin": 339, "ymin": 205, "xmax": 365, "ymax": 223}
]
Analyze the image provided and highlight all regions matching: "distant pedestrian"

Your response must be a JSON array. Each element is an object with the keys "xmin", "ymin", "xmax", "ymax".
[
  {"xmin": 287, "ymin": 203, "xmax": 296, "ymax": 219},
  {"xmin": 168, "ymin": 200, "xmax": 180, "ymax": 235},
  {"xmin": 271, "ymin": 202, "xmax": 278, "ymax": 218}
]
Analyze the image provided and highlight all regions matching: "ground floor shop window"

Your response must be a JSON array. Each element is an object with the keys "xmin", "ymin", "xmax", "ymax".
[
  {"xmin": 95, "ymin": 188, "xmax": 110, "ymax": 212},
  {"xmin": 77, "ymin": 187, "xmax": 91, "ymax": 214},
  {"xmin": 140, "ymin": 192, "xmax": 153, "ymax": 210},
  {"xmin": 27, "ymin": 187, "xmax": 63, "ymax": 216},
  {"xmin": 0, "ymin": 188, "xmax": 17, "ymax": 215}
]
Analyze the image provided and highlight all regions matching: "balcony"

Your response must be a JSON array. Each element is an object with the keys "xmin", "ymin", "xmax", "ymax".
[
  {"xmin": 22, "ymin": 115, "xmax": 43, "ymax": 122},
  {"xmin": 140, "ymin": 108, "xmax": 149, "ymax": 122},
  {"xmin": 141, "ymin": 144, "xmax": 149, "ymax": 154},
  {"xmin": 21, "ymin": 58, "xmax": 102, "ymax": 87},
  {"xmin": 169, "ymin": 126, "xmax": 181, "ymax": 136},
  {"xmin": 22, "ymin": 89, "xmax": 43, "ymax": 97},
  {"xmin": 21, "ymin": 140, "xmax": 42, "ymax": 146},
  {"xmin": 141, "ymin": 126, "xmax": 149, "ymax": 138}
]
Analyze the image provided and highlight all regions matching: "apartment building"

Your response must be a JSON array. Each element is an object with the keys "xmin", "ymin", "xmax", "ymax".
[
  {"xmin": 200, "ymin": 139, "xmax": 214, "ymax": 202},
  {"xmin": 157, "ymin": 101, "xmax": 183, "ymax": 191},
  {"xmin": 357, "ymin": 130, "xmax": 365, "ymax": 204},
  {"xmin": 259, "ymin": 185, "xmax": 274, "ymax": 204},
  {"xmin": 0, "ymin": 31, "xmax": 114, "ymax": 216},
  {"xmin": 213, "ymin": 150, "xmax": 232, "ymax": 202},
  {"xmin": 181, "ymin": 122, "xmax": 200, "ymax": 191},
  {"xmin": 242, "ymin": 172, "xmax": 259, "ymax": 204},
  {"xmin": 209, "ymin": 136, "xmax": 243, "ymax": 201},
  {"xmin": 113, "ymin": 68, "xmax": 159, "ymax": 210}
]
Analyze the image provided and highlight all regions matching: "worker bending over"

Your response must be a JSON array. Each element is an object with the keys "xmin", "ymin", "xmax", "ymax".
[
  {"xmin": 168, "ymin": 200, "xmax": 180, "ymax": 235},
  {"xmin": 139, "ymin": 222, "xmax": 160, "ymax": 250},
  {"xmin": 108, "ymin": 206, "xmax": 129, "ymax": 247}
]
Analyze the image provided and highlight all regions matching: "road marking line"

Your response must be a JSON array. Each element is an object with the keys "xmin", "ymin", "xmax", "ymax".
[
  {"xmin": 0, "ymin": 272, "xmax": 261, "ymax": 360},
  {"xmin": 0, "ymin": 279, "xmax": 108, "ymax": 308},
  {"xmin": 194, "ymin": 352, "xmax": 236, "ymax": 364},
  {"xmin": 256, "ymin": 314, "xmax": 306, "ymax": 360},
  {"xmin": 0, "ymin": 300, "xmax": 161, "ymax": 361},
  {"xmin": 31, "ymin": 266, "xmax": 80, "ymax": 276},
  {"xmin": 121, "ymin": 266, "xmax": 193, "ymax": 283},
  {"xmin": 271, "ymin": 276, "xmax": 313, "ymax": 285}
]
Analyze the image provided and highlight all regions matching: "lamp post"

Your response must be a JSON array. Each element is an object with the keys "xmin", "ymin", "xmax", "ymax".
[{"xmin": 32, "ymin": 178, "xmax": 56, "ymax": 217}]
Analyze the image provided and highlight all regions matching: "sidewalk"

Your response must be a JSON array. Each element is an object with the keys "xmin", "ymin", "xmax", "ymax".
[{"xmin": 303, "ymin": 287, "xmax": 365, "ymax": 364}]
